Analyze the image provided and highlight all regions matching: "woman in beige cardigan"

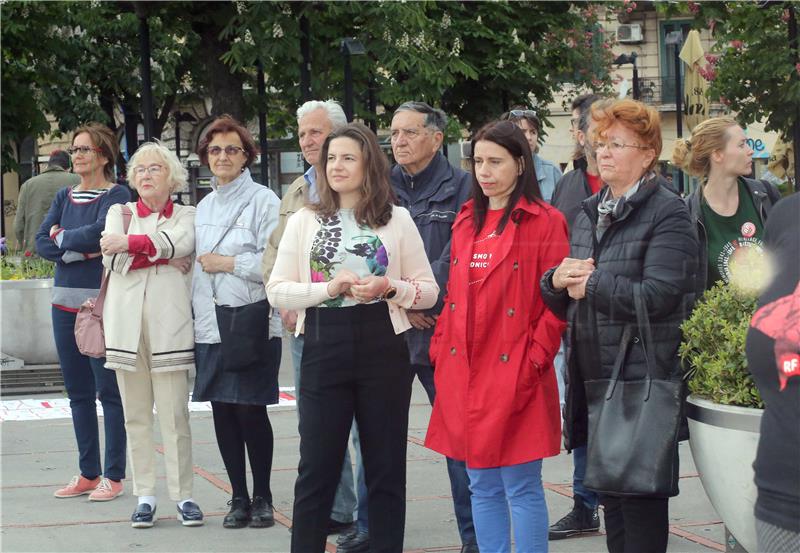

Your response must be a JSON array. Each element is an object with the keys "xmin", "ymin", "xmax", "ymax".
[
  {"xmin": 100, "ymin": 142, "xmax": 201, "ymax": 529},
  {"xmin": 267, "ymin": 123, "xmax": 438, "ymax": 553}
]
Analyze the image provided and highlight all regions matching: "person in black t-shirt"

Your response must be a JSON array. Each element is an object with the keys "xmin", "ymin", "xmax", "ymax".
[{"xmin": 745, "ymin": 193, "xmax": 800, "ymax": 552}]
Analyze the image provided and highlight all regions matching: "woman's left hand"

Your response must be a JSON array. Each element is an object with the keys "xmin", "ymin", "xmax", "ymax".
[
  {"xmin": 567, "ymin": 275, "xmax": 590, "ymax": 300},
  {"xmin": 100, "ymin": 233, "xmax": 129, "ymax": 255},
  {"xmin": 197, "ymin": 253, "xmax": 235, "ymax": 274},
  {"xmin": 350, "ymin": 275, "xmax": 389, "ymax": 303}
]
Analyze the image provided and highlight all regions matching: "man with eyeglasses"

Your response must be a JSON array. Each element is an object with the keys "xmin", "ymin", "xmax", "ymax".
[
  {"xmin": 261, "ymin": 100, "xmax": 361, "ymax": 538},
  {"xmin": 501, "ymin": 107, "xmax": 563, "ymax": 203},
  {"xmin": 548, "ymin": 93, "xmax": 604, "ymax": 541},
  {"xmin": 382, "ymin": 101, "xmax": 476, "ymax": 553},
  {"xmin": 15, "ymin": 150, "xmax": 80, "ymax": 253}
]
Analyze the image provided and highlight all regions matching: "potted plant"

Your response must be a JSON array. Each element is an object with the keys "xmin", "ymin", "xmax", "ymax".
[
  {"xmin": 0, "ymin": 246, "xmax": 59, "ymax": 365},
  {"xmin": 680, "ymin": 282, "xmax": 762, "ymax": 553}
]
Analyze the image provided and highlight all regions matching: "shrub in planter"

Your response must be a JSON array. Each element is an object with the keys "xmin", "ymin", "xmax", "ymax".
[
  {"xmin": 0, "ymin": 250, "xmax": 55, "ymax": 280},
  {"xmin": 679, "ymin": 282, "xmax": 762, "ymax": 408}
]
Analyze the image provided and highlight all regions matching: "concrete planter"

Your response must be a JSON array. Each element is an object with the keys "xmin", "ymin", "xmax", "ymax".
[
  {"xmin": 687, "ymin": 395, "xmax": 763, "ymax": 553},
  {"xmin": 1, "ymin": 279, "xmax": 58, "ymax": 365}
]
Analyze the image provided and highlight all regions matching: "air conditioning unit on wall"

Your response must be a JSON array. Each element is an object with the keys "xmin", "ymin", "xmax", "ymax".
[{"xmin": 618, "ymin": 23, "xmax": 644, "ymax": 43}]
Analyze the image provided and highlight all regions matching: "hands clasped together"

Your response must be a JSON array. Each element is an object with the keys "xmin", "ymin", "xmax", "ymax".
[
  {"xmin": 326, "ymin": 269, "xmax": 390, "ymax": 304},
  {"xmin": 552, "ymin": 257, "xmax": 595, "ymax": 300}
]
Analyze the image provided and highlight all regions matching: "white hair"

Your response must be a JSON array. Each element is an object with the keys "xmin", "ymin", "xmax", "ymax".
[
  {"xmin": 296, "ymin": 100, "xmax": 347, "ymax": 129},
  {"xmin": 127, "ymin": 140, "xmax": 188, "ymax": 193}
]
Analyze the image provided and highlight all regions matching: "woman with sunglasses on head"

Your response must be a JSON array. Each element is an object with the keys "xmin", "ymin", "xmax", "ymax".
[
  {"xmin": 191, "ymin": 115, "xmax": 282, "ymax": 529},
  {"xmin": 36, "ymin": 122, "xmax": 130, "ymax": 503},
  {"xmin": 425, "ymin": 120, "xmax": 569, "ymax": 553},
  {"xmin": 672, "ymin": 116, "xmax": 781, "ymax": 297},
  {"xmin": 267, "ymin": 122, "xmax": 438, "ymax": 553},
  {"xmin": 541, "ymin": 99, "xmax": 698, "ymax": 553},
  {"xmin": 100, "ymin": 141, "xmax": 200, "ymax": 528},
  {"xmin": 501, "ymin": 107, "xmax": 563, "ymax": 203}
]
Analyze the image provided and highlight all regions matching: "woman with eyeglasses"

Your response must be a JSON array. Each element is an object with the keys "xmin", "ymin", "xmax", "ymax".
[
  {"xmin": 541, "ymin": 99, "xmax": 698, "ymax": 553},
  {"xmin": 36, "ymin": 122, "xmax": 129, "ymax": 504},
  {"xmin": 425, "ymin": 120, "xmax": 568, "ymax": 553},
  {"xmin": 501, "ymin": 107, "xmax": 563, "ymax": 203},
  {"xmin": 191, "ymin": 115, "xmax": 282, "ymax": 529},
  {"xmin": 267, "ymin": 122, "xmax": 438, "ymax": 553},
  {"xmin": 99, "ymin": 141, "xmax": 201, "ymax": 528}
]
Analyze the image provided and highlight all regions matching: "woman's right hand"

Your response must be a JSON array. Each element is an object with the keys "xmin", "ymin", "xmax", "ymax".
[
  {"xmin": 168, "ymin": 256, "xmax": 192, "ymax": 274},
  {"xmin": 326, "ymin": 269, "xmax": 359, "ymax": 298},
  {"xmin": 552, "ymin": 257, "xmax": 595, "ymax": 290}
]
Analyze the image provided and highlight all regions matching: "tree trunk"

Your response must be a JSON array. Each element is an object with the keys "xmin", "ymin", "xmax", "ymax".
[{"xmin": 193, "ymin": 7, "xmax": 244, "ymax": 121}]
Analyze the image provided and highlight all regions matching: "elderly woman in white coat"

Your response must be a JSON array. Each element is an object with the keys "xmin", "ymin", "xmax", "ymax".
[{"xmin": 100, "ymin": 141, "xmax": 201, "ymax": 529}]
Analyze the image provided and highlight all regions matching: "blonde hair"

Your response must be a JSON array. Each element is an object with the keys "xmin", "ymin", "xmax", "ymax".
[
  {"xmin": 127, "ymin": 141, "xmax": 188, "ymax": 193},
  {"xmin": 671, "ymin": 116, "xmax": 739, "ymax": 177},
  {"xmin": 590, "ymin": 99, "xmax": 662, "ymax": 171}
]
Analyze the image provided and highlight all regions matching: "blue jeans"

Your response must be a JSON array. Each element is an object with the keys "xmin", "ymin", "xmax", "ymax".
[
  {"xmin": 52, "ymin": 307, "xmax": 126, "ymax": 481},
  {"xmin": 291, "ymin": 334, "xmax": 357, "ymax": 523},
  {"xmin": 572, "ymin": 445, "xmax": 598, "ymax": 509},
  {"xmin": 353, "ymin": 364, "xmax": 476, "ymax": 544},
  {"xmin": 467, "ymin": 460, "xmax": 548, "ymax": 553}
]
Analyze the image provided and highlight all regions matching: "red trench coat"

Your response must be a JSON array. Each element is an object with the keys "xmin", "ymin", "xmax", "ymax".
[{"xmin": 425, "ymin": 197, "xmax": 569, "ymax": 468}]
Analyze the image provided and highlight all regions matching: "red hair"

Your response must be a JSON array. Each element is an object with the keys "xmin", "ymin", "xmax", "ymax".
[{"xmin": 590, "ymin": 99, "xmax": 662, "ymax": 170}]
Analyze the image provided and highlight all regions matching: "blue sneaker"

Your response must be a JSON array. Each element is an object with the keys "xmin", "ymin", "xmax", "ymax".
[
  {"xmin": 131, "ymin": 503, "xmax": 156, "ymax": 528},
  {"xmin": 177, "ymin": 501, "xmax": 204, "ymax": 527}
]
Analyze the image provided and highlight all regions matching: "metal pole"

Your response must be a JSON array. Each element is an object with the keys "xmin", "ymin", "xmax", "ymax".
[
  {"xmin": 674, "ymin": 38, "xmax": 684, "ymax": 195},
  {"xmin": 632, "ymin": 58, "xmax": 640, "ymax": 100},
  {"xmin": 788, "ymin": 4, "xmax": 800, "ymax": 192},
  {"xmin": 137, "ymin": 12, "xmax": 154, "ymax": 142},
  {"xmin": 300, "ymin": 15, "xmax": 311, "ymax": 103},
  {"xmin": 257, "ymin": 61, "xmax": 269, "ymax": 189},
  {"xmin": 174, "ymin": 113, "xmax": 181, "ymax": 160},
  {"xmin": 343, "ymin": 52, "xmax": 353, "ymax": 121}
]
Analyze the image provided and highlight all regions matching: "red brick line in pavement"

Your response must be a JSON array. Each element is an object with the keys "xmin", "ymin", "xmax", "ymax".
[
  {"xmin": 0, "ymin": 512, "xmax": 228, "ymax": 529},
  {"xmin": 670, "ymin": 525, "xmax": 726, "ymax": 551}
]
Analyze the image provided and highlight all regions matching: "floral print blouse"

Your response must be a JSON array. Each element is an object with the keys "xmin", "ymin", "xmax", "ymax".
[{"xmin": 310, "ymin": 209, "xmax": 388, "ymax": 307}]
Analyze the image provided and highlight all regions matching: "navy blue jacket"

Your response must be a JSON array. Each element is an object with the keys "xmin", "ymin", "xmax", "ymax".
[{"xmin": 391, "ymin": 152, "xmax": 472, "ymax": 366}]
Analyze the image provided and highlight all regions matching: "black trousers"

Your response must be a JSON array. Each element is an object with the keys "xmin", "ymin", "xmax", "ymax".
[
  {"xmin": 601, "ymin": 494, "xmax": 669, "ymax": 553},
  {"xmin": 291, "ymin": 303, "xmax": 413, "ymax": 553}
]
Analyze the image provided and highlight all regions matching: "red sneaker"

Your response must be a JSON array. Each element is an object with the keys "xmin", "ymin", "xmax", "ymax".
[
  {"xmin": 53, "ymin": 475, "xmax": 100, "ymax": 498},
  {"xmin": 88, "ymin": 477, "xmax": 124, "ymax": 501}
]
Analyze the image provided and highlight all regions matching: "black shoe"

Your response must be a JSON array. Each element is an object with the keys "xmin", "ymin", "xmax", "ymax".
[
  {"xmin": 460, "ymin": 543, "xmax": 480, "ymax": 553},
  {"xmin": 326, "ymin": 517, "xmax": 354, "ymax": 535},
  {"xmin": 336, "ymin": 526, "xmax": 358, "ymax": 545},
  {"xmin": 131, "ymin": 503, "xmax": 156, "ymax": 529},
  {"xmin": 223, "ymin": 496, "xmax": 251, "ymax": 529},
  {"xmin": 548, "ymin": 498, "xmax": 600, "ymax": 540},
  {"xmin": 337, "ymin": 531, "xmax": 369, "ymax": 553},
  {"xmin": 177, "ymin": 501, "xmax": 204, "ymax": 527},
  {"xmin": 249, "ymin": 496, "xmax": 275, "ymax": 528}
]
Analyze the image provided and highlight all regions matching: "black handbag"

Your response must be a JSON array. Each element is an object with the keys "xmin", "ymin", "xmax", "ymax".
[
  {"xmin": 209, "ymin": 198, "xmax": 269, "ymax": 373},
  {"xmin": 582, "ymin": 283, "xmax": 683, "ymax": 498}
]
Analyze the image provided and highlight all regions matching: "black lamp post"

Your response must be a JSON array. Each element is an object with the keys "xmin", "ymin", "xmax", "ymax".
[
  {"xmin": 173, "ymin": 112, "xmax": 196, "ymax": 161},
  {"xmin": 134, "ymin": 2, "xmax": 154, "ymax": 141},
  {"xmin": 340, "ymin": 38, "xmax": 366, "ymax": 122},
  {"xmin": 666, "ymin": 30, "xmax": 685, "ymax": 194},
  {"xmin": 614, "ymin": 52, "xmax": 640, "ymax": 100},
  {"xmin": 257, "ymin": 60, "xmax": 270, "ymax": 190}
]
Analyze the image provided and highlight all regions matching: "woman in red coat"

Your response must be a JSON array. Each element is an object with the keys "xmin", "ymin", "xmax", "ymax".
[{"xmin": 426, "ymin": 120, "xmax": 568, "ymax": 552}]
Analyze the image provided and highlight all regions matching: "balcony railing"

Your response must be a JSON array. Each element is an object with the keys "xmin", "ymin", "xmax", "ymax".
[{"xmin": 629, "ymin": 76, "xmax": 682, "ymax": 106}]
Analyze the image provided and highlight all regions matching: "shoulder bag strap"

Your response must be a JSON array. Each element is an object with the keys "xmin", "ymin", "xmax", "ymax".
[
  {"xmin": 633, "ymin": 281, "xmax": 656, "ymax": 399},
  {"xmin": 207, "ymin": 194, "xmax": 256, "ymax": 300},
  {"xmin": 95, "ymin": 204, "xmax": 134, "ymax": 314}
]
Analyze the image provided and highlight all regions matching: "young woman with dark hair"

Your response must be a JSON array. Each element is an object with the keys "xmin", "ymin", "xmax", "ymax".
[
  {"xmin": 426, "ymin": 120, "xmax": 569, "ymax": 552},
  {"xmin": 267, "ymin": 122, "xmax": 439, "ymax": 553}
]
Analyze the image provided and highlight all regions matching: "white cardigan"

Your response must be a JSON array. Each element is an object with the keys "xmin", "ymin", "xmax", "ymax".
[
  {"xmin": 266, "ymin": 205, "xmax": 439, "ymax": 336},
  {"xmin": 102, "ymin": 202, "xmax": 196, "ymax": 373}
]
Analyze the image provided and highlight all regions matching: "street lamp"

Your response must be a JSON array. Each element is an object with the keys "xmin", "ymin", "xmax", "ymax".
[
  {"xmin": 341, "ymin": 38, "xmax": 366, "ymax": 122},
  {"xmin": 173, "ymin": 112, "xmax": 196, "ymax": 161},
  {"xmin": 614, "ymin": 52, "xmax": 640, "ymax": 100},
  {"xmin": 665, "ymin": 30, "xmax": 685, "ymax": 194}
]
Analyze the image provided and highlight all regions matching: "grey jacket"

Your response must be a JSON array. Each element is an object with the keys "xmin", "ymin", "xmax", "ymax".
[{"xmin": 192, "ymin": 169, "xmax": 281, "ymax": 343}]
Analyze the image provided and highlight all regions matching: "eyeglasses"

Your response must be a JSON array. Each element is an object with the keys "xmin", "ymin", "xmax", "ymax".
[
  {"xmin": 67, "ymin": 146, "xmax": 100, "ymax": 156},
  {"xmin": 133, "ymin": 164, "xmax": 164, "ymax": 176},
  {"xmin": 508, "ymin": 109, "xmax": 537, "ymax": 119},
  {"xmin": 207, "ymin": 145, "xmax": 246, "ymax": 157},
  {"xmin": 592, "ymin": 139, "xmax": 650, "ymax": 153}
]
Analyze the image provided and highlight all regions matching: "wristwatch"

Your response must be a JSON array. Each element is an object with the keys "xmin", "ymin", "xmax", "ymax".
[{"xmin": 382, "ymin": 279, "xmax": 397, "ymax": 301}]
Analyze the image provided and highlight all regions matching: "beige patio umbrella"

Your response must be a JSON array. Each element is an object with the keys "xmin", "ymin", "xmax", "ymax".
[{"xmin": 679, "ymin": 29, "xmax": 709, "ymax": 132}]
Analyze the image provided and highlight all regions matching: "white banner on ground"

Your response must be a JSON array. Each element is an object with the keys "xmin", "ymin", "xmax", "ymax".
[{"xmin": 0, "ymin": 387, "xmax": 297, "ymax": 422}]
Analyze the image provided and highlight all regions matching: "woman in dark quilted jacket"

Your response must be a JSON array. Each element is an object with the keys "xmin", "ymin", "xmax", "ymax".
[{"xmin": 541, "ymin": 99, "xmax": 698, "ymax": 553}]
